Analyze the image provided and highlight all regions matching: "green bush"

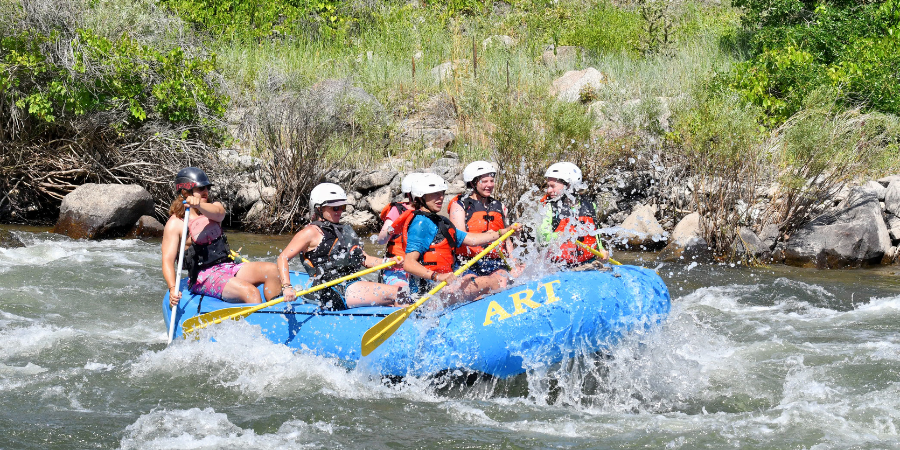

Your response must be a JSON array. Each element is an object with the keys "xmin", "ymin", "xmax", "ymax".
[
  {"xmin": 0, "ymin": 28, "xmax": 226, "ymax": 139},
  {"xmin": 728, "ymin": 0, "xmax": 900, "ymax": 124}
]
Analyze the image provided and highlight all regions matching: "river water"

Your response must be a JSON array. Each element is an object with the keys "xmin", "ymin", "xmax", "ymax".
[{"xmin": 2, "ymin": 225, "xmax": 900, "ymax": 449}]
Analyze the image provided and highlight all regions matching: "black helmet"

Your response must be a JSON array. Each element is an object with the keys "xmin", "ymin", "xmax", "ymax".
[{"xmin": 175, "ymin": 167, "xmax": 213, "ymax": 192}]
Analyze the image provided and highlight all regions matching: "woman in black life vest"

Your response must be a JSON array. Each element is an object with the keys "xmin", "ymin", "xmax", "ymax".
[
  {"xmin": 162, "ymin": 167, "xmax": 282, "ymax": 308},
  {"xmin": 276, "ymin": 183, "xmax": 403, "ymax": 310},
  {"xmin": 402, "ymin": 173, "xmax": 521, "ymax": 306},
  {"xmin": 449, "ymin": 161, "xmax": 519, "ymax": 281}
]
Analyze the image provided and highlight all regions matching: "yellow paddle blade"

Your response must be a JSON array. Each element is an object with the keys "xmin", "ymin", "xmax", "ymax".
[
  {"xmin": 179, "ymin": 257, "xmax": 403, "ymax": 338},
  {"xmin": 360, "ymin": 304, "xmax": 416, "ymax": 356},
  {"xmin": 181, "ymin": 305, "xmax": 263, "ymax": 336}
]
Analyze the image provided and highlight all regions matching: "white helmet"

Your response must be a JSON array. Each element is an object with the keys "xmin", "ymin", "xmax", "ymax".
[
  {"xmin": 545, "ymin": 162, "xmax": 582, "ymax": 187},
  {"xmin": 309, "ymin": 183, "xmax": 348, "ymax": 211},
  {"xmin": 462, "ymin": 161, "xmax": 496, "ymax": 183},
  {"xmin": 410, "ymin": 173, "xmax": 448, "ymax": 199},
  {"xmin": 400, "ymin": 172, "xmax": 421, "ymax": 195}
]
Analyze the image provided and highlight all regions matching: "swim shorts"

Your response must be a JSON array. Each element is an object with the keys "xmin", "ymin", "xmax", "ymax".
[
  {"xmin": 379, "ymin": 267, "xmax": 409, "ymax": 286},
  {"xmin": 190, "ymin": 262, "xmax": 244, "ymax": 299}
]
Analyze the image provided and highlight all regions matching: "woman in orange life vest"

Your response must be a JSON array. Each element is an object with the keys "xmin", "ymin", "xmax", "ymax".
[
  {"xmin": 401, "ymin": 173, "xmax": 521, "ymax": 306},
  {"xmin": 538, "ymin": 162, "xmax": 610, "ymax": 266},
  {"xmin": 448, "ymin": 161, "xmax": 517, "ymax": 280},
  {"xmin": 162, "ymin": 167, "xmax": 282, "ymax": 308},
  {"xmin": 276, "ymin": 183, "xmax": 404, "ymax": 310},
  {"xmin": 375, "ymin": 172, "xmax": 421, "ymax": 288}
]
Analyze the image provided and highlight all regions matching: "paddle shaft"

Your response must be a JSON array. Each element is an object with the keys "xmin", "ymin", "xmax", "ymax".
[
  {"xmin": 360, "ymin": 224, "xmax": 519, "ymax": 356},
  {"xmin": 167, "ymin": 203, "xmax": 190, "ymax": 345},
  {"xmin": 575, "ymin": 239, "xmax": 621, "ymax": 266},
  {"xmin": 182, "ymin": 256, "xmax": 403, "ymax": 335}
]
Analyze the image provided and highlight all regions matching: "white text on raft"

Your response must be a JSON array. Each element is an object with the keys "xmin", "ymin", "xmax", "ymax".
[{"xmin": 483, "ymin": 280, "xmax": 562, "ymax": 326}]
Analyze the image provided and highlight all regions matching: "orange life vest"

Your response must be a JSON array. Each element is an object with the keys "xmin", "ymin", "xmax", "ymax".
[
  {"xmin": 542, "ymin": 194, "xmax": 599, "ymax": 264},
  {"xmin": 405, "ymin": 211, "xmax": 458, "ymax": 274},
  {"xmin": 451, "ymin": 194, "xmax": 506, "ymax": 258},
  {"xmin": 381, "ymin": 202, "xmax": 413, "ymax": 258}
]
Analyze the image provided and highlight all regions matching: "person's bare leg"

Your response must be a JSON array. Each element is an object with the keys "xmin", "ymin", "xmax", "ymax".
[
  {"xmin": 444, "ymin": 270, "xmax": 510, "ymax": 306},
  {"xmin": 221, "ymin": 277, "xmax": 263, "ymax": 303},
  {"xmin": 344, "ymin": 281, "xmax": 400, "ymax": 307},
  {"xmin": 235, "ymin": 262, "xmax": 282, "ymax": 301}
]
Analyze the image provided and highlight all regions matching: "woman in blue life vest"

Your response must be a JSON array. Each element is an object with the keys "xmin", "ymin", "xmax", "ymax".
[
  {"xmin": 375, "ymin": 172, "xmax": 421, "ymax": 288},
  {"xmin": 449, "ymin": 161, "xmax": 519, "ymax": 280},
  {"xmin": 402, "ymin": 173, "xmax": 521, "ymax": 306},
  {"xmin": 538, "ymin": 162, "xmax": 609, "ymax": 266},
  {"xmin": 276, "ymin": 183, "xmax": 404, "ymax": 310},
  {"xmin": 162, "ymin": 167, "xmax": 282, "ymax": 308}
]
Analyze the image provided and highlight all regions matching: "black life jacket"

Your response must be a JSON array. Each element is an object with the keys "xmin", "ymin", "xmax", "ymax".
[
  {"xmin": 184, "ymin": 234, "xmax": 232, "ymax": 287},
  {"xmin": 302, "ymin": 221, "xmax": 364, "ymax": 285}
]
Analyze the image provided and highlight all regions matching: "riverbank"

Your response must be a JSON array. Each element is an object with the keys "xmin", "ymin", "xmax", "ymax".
[{"xmin": 2, "ymin": 0, "xmax": 898, "ymax": 267}]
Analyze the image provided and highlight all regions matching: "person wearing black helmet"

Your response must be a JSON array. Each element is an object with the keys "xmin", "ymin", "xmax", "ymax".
[{"xmin": 162, "ymin": 167, "xmax": 282, "ymax": 307}]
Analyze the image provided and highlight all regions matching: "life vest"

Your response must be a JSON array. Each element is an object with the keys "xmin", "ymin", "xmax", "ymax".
[
  {"xmin": 382, "ymin": 203, "xmax": 414, "ymax": 258},
  {"xmin": 543, "ymin": 194, "xmax": 599, "ymax": 264},
  {"xmin": 178, "ymin": 214, "xmax": 232, "ymax": 287},
  {"xmin": 451, "ymin": 194, "xmax": 506, "ymax": 259},
  {"xmin": 302, "ymin": 220, "xmax": 364, "ymax": 285},
  {"xmin": 405, "ymin": 211, "xmax": 458, "ymax": 274}
]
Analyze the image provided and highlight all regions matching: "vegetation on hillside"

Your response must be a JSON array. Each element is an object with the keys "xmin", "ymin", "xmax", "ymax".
[{"xmin": 2, "ymin": 0, "xmax": 898, "ymax": 259}]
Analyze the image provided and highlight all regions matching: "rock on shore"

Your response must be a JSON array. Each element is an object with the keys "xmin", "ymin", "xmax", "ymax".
[{"xmin": 53, "ymin": 184, "xmax": 154, "ymax": 240}]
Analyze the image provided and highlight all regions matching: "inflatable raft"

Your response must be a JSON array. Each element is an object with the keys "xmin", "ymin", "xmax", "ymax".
[{"xmin": 163, "ymin": 265, "xmax": 670, "ymax": 378}]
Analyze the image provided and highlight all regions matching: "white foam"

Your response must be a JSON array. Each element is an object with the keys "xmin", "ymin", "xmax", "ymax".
[
  {"xmin": 0, "ymin": 323, "xmax": 78, "ymax": 359},
  {"xmin": 120, "ymin": 408, "xmax": 332, "ymax": 449}
]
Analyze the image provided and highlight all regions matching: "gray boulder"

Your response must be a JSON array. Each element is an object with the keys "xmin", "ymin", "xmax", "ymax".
[
  {"xmin": 611, "ymin": 204, "xmax": 667, "ymax": 250},
  {"xmin": 864, "ymin": 180, "xmax": 887, "ymax": 201},
  {"xmin": 549, "ymin": 68, "xmax": 607, "ymax": 103},
  {"xmin": 885, "ymin": 180, "xmax": 900, "ymax": 216},
  {"xmin": 126, "ymin": 215, "xmax": 165, "ymax": 238},
  {"xmin": 731, "ymin": 227, "xmax": 768, "ymax": 259},
  {"xmin": 658, "ymin": 212, "xmax": 712, "ymax": 262},
  {"xmin": 783, "ymin": 187, "xmax": 891, "ymax": 268},
  {"xmin": 758, "ymin": 223, "xmax": 781, "ymax": 250},
  {"xmin": 354, "ymin": 170, "xmax": 398, "ymax": 191},
  {"xmin": 341, "ymin": 209, "xmax": 377, "ymax": 232},
  {"xmin": 0, "ymin": 229, "xmax": 24, "ymax": 248},
  {"xmin": 365, "ymin": 184, "xmax": 393, "ymax": 215},
  {"xmin": 53, "ymin": 184, "xmax": 154, "ymax": 240}
]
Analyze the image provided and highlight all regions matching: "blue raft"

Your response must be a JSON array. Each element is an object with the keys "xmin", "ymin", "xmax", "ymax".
[{"xmin": 163, "ymin": 265, "xmax": 670, "ymax": 379}]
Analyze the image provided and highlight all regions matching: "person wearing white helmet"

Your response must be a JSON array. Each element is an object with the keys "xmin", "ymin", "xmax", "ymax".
[
  {"xmin": 375, "ymin": 172, "xmax": 422, "ymax": 287},
  {"xmin": 539, "ymin": 162, "xmax": 609, "ymax": 266},
  {"xmin": 276, "ymin": 183, "xmax": 404, "ymax": 310},
  {"xmin": 448, "ymin": 161, "xmax": 514, "ymax": 278},
  {"xmin": 400, "ymin": 173, "xmax": 521, "ymax": 306},
  {"xmin": 162, "ymin": 167, "xmax": 283, "ymax": 308}
]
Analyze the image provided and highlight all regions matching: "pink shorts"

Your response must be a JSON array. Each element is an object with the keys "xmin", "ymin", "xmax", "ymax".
[{"xmin": 190, "ymin": 262, "xmax": 244, "ymax": 299}]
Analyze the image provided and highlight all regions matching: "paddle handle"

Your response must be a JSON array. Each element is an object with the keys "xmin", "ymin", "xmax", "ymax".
[
  {"xmin": 167, "ymin": 203, "xmax": 190, "ymax": 345},
  {"xmin": 183, "ymin": 256, "xmax": 403, "ymax": 334},
  {"xmin": 575, "ymin": 239, "xmax": 621, "ymax": 266}
]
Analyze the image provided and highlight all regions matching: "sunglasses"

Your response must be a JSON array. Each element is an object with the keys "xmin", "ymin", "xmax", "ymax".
[{"xmin": 326, "ymin": 205, "xmax": 346, "ymax": 211}]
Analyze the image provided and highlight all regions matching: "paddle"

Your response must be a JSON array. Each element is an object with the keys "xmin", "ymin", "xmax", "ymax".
[
  {"xmin": 575, "ymin": 239, "xmax": 621, "ymax": 266},
  {"xmin": 181, "ymin": 256, "xmax": 403, "ymax": 336},
  {"xmin": 361, "ymin": 224, "xmax": 519, "ymax": 357},
  {"xmin": 167, "ymin": 202, "xmax": 190, "ymax": 345}
]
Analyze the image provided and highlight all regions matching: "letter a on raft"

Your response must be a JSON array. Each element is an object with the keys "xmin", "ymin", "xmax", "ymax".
[{"xmin": 483, "ymin": 279, "xmax": 563, "ymax": 326}]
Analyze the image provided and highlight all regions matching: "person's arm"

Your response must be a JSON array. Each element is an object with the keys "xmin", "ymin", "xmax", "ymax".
[
  {"xmin": 448, "ymin": 200, "xmax": 466, "ymax": 231},
  {"xmin": 404, "ymin": 251, "xmax": 455, "ymax": 284},
  {"xmin": 187, "ymin": 194, "xmax": 226, "ymax": 223},
  {"xmin": 538, "ymin": 206, "xmax": 558, "ymax": 244},
  {"xmin": 276, "ymin": 228, "xmax": 316, "ymax": 302},
  {"xmin": 460, "ymin": 223, "xmax": 521, "ymax": 247},
  {"xmin": 161, "ymin": 218, "xmax": 184, "ymax": 307},
  {"xmin": 376, "ymin": 219, "xmax": 395, "ymax": 245}
]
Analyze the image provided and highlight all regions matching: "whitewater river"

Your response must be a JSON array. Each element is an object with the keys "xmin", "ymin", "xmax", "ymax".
[{"xmin": 2, "ymin": 226, "xmax": 900, "ymax": 449}]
